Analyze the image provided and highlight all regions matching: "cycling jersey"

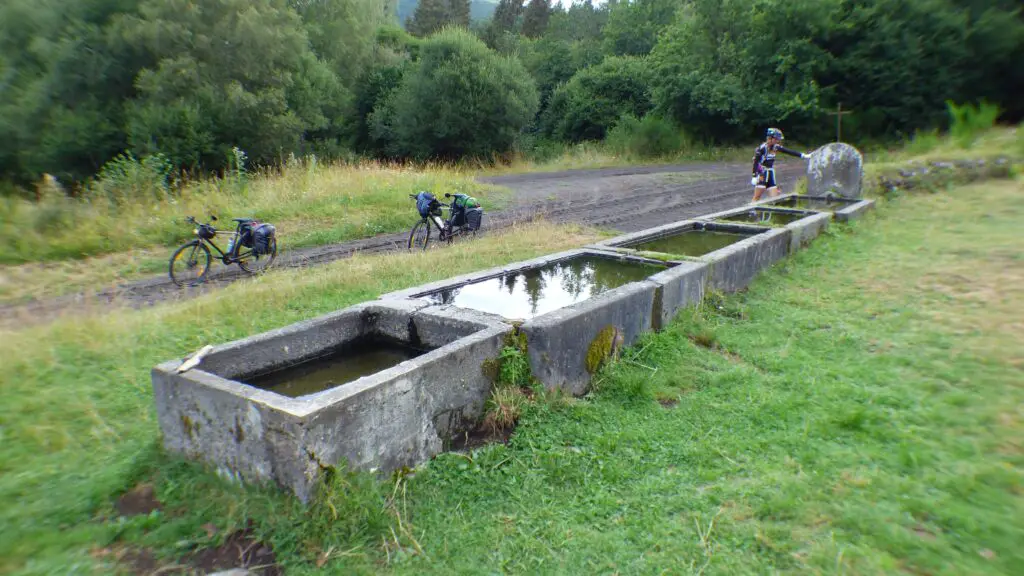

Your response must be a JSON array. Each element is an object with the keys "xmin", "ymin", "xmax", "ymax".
[{"xmin": 752, "ymin": 142, "xmax": 803, "ymax": 177}]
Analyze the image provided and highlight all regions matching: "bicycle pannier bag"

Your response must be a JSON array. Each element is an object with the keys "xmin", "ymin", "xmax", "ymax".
[
  {"xmin": 465, "ymin": 207, "xmax": 483, "ymax": 231},
  {"xmin": 240, "ymin": 220, "xmax": 258, "ymax": 248},
  {"xmin": 252, "ymin": 223, "xmax": 276, "ymax": 256},
  {"xmin": 415, "ymin": 191, "xmax": 436, "ymax": 218}
]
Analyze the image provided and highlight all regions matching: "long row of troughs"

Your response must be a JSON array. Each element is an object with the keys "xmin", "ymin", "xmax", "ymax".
[{"xmin": 151, "ymin": 190, "xmax": 875, "ymax": 502}]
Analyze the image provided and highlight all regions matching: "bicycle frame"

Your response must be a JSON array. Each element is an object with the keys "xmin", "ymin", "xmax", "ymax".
[{"xmin": 186, "ymin": 217, "xmax": 254, "ymax": 264}]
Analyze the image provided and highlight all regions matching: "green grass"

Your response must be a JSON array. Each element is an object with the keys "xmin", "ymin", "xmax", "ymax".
[
  {"xmin": 360, "ymin": 178, "xmax": 1024, "ymax": 575},
  {"xmin": 0, "ymin": 159, "xmax": 510, "ymax": 266},
  {"xmin": 3, "ymin": 173, "xmax": 1022, "ymax": 574},
  {"xmin": 0, "ymin": 222, "xmax": 602, "ymax": 575}
]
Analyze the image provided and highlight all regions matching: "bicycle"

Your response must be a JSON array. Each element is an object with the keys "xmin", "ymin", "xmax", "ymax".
[
  {"xmin": 407, "ymin": 192, "xmax": 482, "ymax": 251},
  {"xmin": 169, "ymin": 215, "xmax": 278, "ymax": 287}
]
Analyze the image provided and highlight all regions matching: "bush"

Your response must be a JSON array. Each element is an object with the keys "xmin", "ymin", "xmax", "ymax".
[
  {"xmin": 946, "ymin": 100, "xmax": 1001, "ymax": 149},
  {"xmin": 540, "ymin": 56, "xmax": 653, "ymax": 143},
  {"xmin": 90, "ymin": 152, "xmax": 174, "ymax": 204},
  {"xmin": 369, "ymin": 27, "xmax": 539, "ymax": 161},
  {"xmin": 606, "ymin": 114, "xmax": 685, "ymax": 159}
]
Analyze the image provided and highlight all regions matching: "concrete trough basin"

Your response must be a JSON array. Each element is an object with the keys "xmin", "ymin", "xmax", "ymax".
[
  {"xmin": 591, "ymin": 220, "xmax": 791, "ymax": 294},
  {"xmin": 151, "ymin": 300, "xmax": 510, "ymax": 502},
  {"xmin": 697, "ymin": 205, "xmax": 832, "ymax": 255},
  {"xmin": 756, "ymin": 193, "xmax": 875, "ymax": 222},
  {"xmin": 380, "ymin": 249, "xmax": 672, "ymax": 395}
]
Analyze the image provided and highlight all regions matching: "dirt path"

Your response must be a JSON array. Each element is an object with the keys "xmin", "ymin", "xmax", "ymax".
[{"xmin": 0, "ymin": 161, "xmax": 804, "ymax": 326}]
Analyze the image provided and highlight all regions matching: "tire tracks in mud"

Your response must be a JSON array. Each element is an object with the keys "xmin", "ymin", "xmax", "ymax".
[{"xmin": 0, "ymin": 162, "xmax": 804, "ymax": 326}]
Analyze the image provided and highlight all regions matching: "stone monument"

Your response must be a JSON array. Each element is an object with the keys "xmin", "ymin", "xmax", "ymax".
[{"xmin": 806, "ymin": 142, "xmax": 864, "ymax": 198}]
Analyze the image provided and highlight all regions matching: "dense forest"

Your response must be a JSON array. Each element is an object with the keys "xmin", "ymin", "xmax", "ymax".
[{"xmin": 1, "ymin": 0, "xmax": 1021, "ymax": 191}]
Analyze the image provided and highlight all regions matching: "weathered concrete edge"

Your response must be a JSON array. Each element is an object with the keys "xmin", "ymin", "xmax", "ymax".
[
  {"xmin": 521, "ymin": 279, "xmax": 659, "ymax": 396},
  {"xmin": 834, "ymin": 198, "xmax": 876, "ymax": 222},
  {"xmin": 783, "ymin": 211, "xmax": 832, "ymax": 254},
  {"xmin": 700, "ymin": 226, "xmax": 792, "ymax": 293},
  {"xmin": 646, "ymin": 260, "xmax": 710, "ymax": 330}
]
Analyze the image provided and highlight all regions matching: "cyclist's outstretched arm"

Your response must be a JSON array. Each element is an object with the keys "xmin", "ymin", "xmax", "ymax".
[{"xmin": 778, "ymin": 145, "xmax": 809, "ymax": 159}]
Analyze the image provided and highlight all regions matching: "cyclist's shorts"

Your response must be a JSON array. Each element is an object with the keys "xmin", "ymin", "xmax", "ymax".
[{"xmin": 757, "ymin": 169, "xmax": 778, "ymax": 188}]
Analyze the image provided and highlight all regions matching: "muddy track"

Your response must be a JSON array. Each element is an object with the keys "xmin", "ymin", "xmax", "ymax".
[{"xmin": 0, "ymin": 161, "xmax": 804, "ymax": 325}]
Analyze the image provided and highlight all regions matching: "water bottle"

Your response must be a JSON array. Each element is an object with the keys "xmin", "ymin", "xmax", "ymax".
[{"xmin": 227, "ymin": 236, "xmax": 236, "ymax": 254}]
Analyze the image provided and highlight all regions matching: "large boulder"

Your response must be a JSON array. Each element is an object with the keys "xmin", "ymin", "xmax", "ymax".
[{"xmin": 806, "ymin": 142, "xmax": 864, "ymax": 198}]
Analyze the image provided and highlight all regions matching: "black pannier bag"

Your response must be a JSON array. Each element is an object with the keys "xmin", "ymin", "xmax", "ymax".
[
  {"xmin": 239, "ymin": 220, "xmax": 257, "ymax": 248},
  {"xmin": 464, "ymin": 207, "xmax": 483, "ymax": 231},
  {"xmin": 252, "ymin": 223, "xmax": 276, "ymax": 256}
]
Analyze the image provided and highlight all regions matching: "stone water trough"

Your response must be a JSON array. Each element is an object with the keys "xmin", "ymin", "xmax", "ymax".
[
  {"xmin": 152, "ymin": 300, "xmax": 510, "ymax": 502},
  {"xmin": 152, "ymin": 143, "xmax": 872, "ymax": 501},
  {"xmin": 589, "ymin": 219, "xmax": 791, "ymax": 296},
  {"xmin": 694, "ymin": 205, "xmax": 832, "ymax": 255},
  {"xmin": 380, "ymin": 248, "xmax": 673, "ymax": 396},
  {"xmin": 755, "ymin": 193, "xmax": 875, "ymax": 222}
]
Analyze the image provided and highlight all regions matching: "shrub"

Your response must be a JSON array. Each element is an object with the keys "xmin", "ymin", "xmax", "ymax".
[
  {"xmin": 946, "ymin": 100, "xmax": 1001, "ymax": 149},
  {"xmin": 369, "ymin": 27, "xmax": 539, "ymax": 161},
  {"xmin": 540, "ymin": 56, "xmax": 653, "ymax": 143},
  {"xmin": 606, "ymin": 114, "xmax": 685, "ymax": 159},
  {"xmin": 90, "ymin": 152, "xmax": 174, "ymax": 204}
]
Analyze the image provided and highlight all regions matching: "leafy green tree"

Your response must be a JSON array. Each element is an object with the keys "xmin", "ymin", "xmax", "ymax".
[
  {"xmin": 119, "ymin": 0, "xmax": 329, "ymax": 169},
  {"xmin": 545, "ymin": 0, "xmax": 608, "ymax": 43},
  {"xmin": 519, "ymin": 37, "xmax": 576, "ymax": 106},
  {"xmin": 602, "ymin": 0, "xmax": 678, "ymax": 56},
  {"xmin": 290, "ymin": 0, "xmax": 387, "ymax": 89},
  {"xmin": 650, "ymin": 0, "xmax": 835, "ymax": 141},
  {"xmin": 820, "ymin": 0, "xmax": 968, "ymax": 136},
  {"xmin": 541, "ymin": 56, "xmax": 653, "ymax": 142},
  {"xmin": 0, "ymin": 0, "xmax": 146, "ymax": 184},
  {"xmin": 369, "ymin": 28, "xmax": 539, "ymax": 159}
]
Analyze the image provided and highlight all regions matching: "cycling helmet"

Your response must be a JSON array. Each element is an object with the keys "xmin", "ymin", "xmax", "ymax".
[{"xmin": 766, "ymin": 127, "xmax": 784, "ymax": 140}]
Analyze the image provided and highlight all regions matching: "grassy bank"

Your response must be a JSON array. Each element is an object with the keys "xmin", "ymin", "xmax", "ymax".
[
  {"xmin": 2, "ymin": 173, "xmax": 1021, "ymax": 573},
  {"xmin": 0, "ymin": 222, "xmax": 602, "ymax": 574},
  {"xmin": 0, "ymin": 159, "xmax": 508, "ymax": 266}
]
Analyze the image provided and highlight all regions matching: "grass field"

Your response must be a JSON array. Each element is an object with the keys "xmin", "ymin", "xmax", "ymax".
[
  {"xmin": 1, "ymin": 167, "xmax": 1021, "ymax": 574},
  {"xmin": 1, "ymin": 125, "xmax": 1022, "ymax": 574},
  {"xmin": 0, "ymin": 222, "xmax": 602, "ymax": 575},
  {"xmin": 0, "ymin": 160, "xmax": 509, "ymax": 267}
]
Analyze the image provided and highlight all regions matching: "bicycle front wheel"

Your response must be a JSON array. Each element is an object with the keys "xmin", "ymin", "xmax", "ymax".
[
  {"xmin": 169, "ymin": 241, "xmax": 211, "ymax": 287},
  {"xmin": 408, "ymin": 220, "xmax": 431, "ymax": 251}
]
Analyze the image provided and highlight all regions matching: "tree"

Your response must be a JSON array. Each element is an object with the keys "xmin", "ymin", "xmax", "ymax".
[
  {"xmin": 408, "ymin": 0, "xmax": 451, "ymax": 36},
  {"xmin": 0, "ymin": 0, "xmax": 146, "ymax": 184},
  {"xmin": 449, "ymin": 0, "xmax": 471, "ymax": 28},
  {"xmin": 521, "ymin": 0, "xmax": 551, "ymax": 39},
  {"xmin": 649, "ymin": 0, "xmax": 835, "ymax": 141},
  {"xmin": 120, "ymin": 0, "xmax": 329, "ymax": 169},
  {"xmin": 541, "ymin": 56, "xmax": 653, "ymax": 142},
  {"xmin": 369, "ymin": 28, "xmax": 539, "ymax": 159},
  {"xmin": 602, "ymin": 0, "xmax": 678, "ymax": 56},
  {"xmin": 483, "ymin": 0, "xmax": 524, "ymax": 48}
]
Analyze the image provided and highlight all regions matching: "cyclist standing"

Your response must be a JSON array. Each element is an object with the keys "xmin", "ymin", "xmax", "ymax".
[{"xmin": 751, "ymin": 127, "xmax": 811, "ymax": 201}]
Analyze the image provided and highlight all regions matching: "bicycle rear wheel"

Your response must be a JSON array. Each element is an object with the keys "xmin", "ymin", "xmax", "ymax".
[
  {"xmin": 169, "ymin": 241, "xmax": 211, "ymax": 287},
  {"xmin": 238, "ymin": 237, "xmax": 277, "ymax": 275},
  {"xmin": 408, "ymin": 220, "xmax": 431, "ymax": 250}
]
